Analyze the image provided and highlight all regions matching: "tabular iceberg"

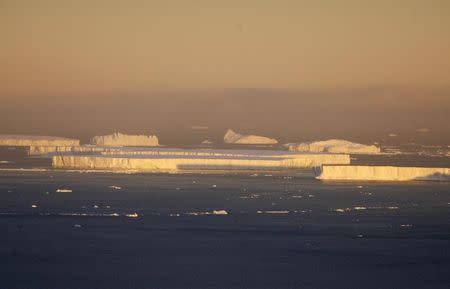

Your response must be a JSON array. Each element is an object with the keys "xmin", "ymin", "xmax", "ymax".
[
  {"xmin": 223, "ymin": 129, "xmax": 278, "ymax": 145},
  {"xmin": 90, "ymin": 132, "xmax": 159, "ymax": 147},
  {"xmin": 28, "ymin": 145, "xmax": 75, "ymax": 155},
  {"xmin": 285, "ymin": 139, "xmax": 380, "ymax": 154},
  {"xmin": 316, "ymin": 165, "xmax": 450, "ymax": 181},
  {"xmin": 52, "ymin": 149, "xmax": 350, "ymax": 172},
  {"xmin": 0, "ymin": 135, "xmax": 80, "ymax": 147},
  {"xmin": 28, "ymin": 145, "xmax": 125, "ymax": 156}
]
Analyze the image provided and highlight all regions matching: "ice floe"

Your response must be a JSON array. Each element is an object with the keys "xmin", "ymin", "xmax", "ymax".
[
  {"xmin": 185, "ymin": 210, "xmax": 228, "ymax": 216},
  {"xmin": 257, "ymin": 210, "xmax": 290, "ymax": 214},
  {"xmin": 56, "ymin": 188, "xmax": 72, "ymax": 193}
]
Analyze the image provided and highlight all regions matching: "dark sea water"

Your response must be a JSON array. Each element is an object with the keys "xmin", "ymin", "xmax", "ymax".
[{"xmin": 0, "ymin": 148, "xmax": 449, "ymax": 289}]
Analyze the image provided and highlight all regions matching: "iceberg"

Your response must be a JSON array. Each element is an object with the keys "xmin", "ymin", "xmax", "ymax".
[
  {"xmin": 223, "ymin": 129, "xmax": 278, "ymax": 145},
  {"xmin": 284, "ymin": 139, "xmax": 380, "ymax": 154},
  {"xmin": 0, "ymin": 135, "xmax": 79, "ymax": 147},
  {"xmin": 316, "ymin": 165, "xmax": 450, "ymax": 181},
  {"xmin": 28, "ymin": 145, "xmax": 125, "ymax": 156},
  {"xmin": 90, "ymin": 132, "xmax": 159, "ymax": 147},
  {"xmin": 52, "ymin": 149, "xmax": 350, "ymax": 172},
  {"xmin": 29, "ymin": 145, "xmax": 75, "ymax": 155}
]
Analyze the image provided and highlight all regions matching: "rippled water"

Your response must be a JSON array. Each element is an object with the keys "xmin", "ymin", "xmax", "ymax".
[
  {"xmin": 1, "ymin": 168, "xmax": 449, "ymax": 289},
  {"xmin": 1, "ymin": 146, "xmax": 449, "ymax": 289}
]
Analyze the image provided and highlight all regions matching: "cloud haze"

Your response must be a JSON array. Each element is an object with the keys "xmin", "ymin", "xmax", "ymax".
[{"xmin": 1, "ymin": 1, "xmax": 449, "ymax": 144}]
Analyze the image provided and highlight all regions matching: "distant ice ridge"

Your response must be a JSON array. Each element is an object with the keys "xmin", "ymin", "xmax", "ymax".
[
  {"xmin": 316, "ymin": 165, "xmax": 450, "ymax": 181},
  {"xmin": 284, "ymin": 139, "xmax": 380, "ymax": 154},
  {"xmin": 0, "ymin": 135, "xmax": 79, "ymax": 147},
  {"xmin": 90, "ymin": 132, "xmax": 159, "ymax": 147},
  {"xmin": 224, "ymin": 129, "xmax": 278, "ymax": 145}
]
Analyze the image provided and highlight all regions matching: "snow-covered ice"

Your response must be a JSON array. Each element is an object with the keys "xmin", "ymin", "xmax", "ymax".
[
  {"xmin": 317, "ymin": 165, "xmax": 450, "ymax": 181},
  {"xmin": 90, "ymin": 132, "xmax": 159, "ymax": 147},
  {"xmin": 223, "ymin": 129, "xmax": 278, "ymax": 145},
  {"xmin": 284, "ymin": 139, "xmax": 380, "ymax": 154}
]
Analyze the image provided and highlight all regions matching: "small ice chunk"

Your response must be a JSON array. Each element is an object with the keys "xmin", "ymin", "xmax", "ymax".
[
  {"xmin": 126, "ymin": 213, "xmax": 139, "ymax": 218},
  {"xmin": 257, "ymin": 210, "xmax": 289, "ymax": 214},
  {"xmin": 31, "ymin": 204, "xmax": 37, "ymax": 208},
  {"xmin": 56, "ymin": 188, "xmax": 72, "ymax": 193},
  {"xmin": 212, "ymin": 210, "xmax": 228, "ymax": 215},
  {"xmin": 108, "ymin": 185, "xmax": 122, "ymax": 190},
  {"xmin": 353, "ymin": 206, "xmax": 367, "ymax": 210},
  {"xmin": 74, "ymin": 224, "xmax": 82, "ymax": 228}
]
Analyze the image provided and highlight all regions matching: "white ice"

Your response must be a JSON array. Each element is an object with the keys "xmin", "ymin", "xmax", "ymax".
[
  {"xmin": 317, "ymin": 165, "xmax": 450, "ymax": 181},
  {"xmin": 0, "ymin": 134, "xmax": 79, "ymax": 147},
  {"xmin": 52, "ymin": 149, "xmax": 350, "ymax": 172},
  {"xmin": 223, "ymin": 129, "xmax": 278, "ymax": 145},
  {"xmin": 90, "ymin": 132, "xmax": 159, "ymax": 147},
  {"xmin": 284, "ymin": 139, "xmax": 380, "ymax": 154}
]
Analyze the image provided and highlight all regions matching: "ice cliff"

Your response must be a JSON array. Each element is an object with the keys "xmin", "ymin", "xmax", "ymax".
[
  {"xmin": 0, "ymin": 135, "xmax": 79, "ymax": 147},
  {"xmin": 316, "ymin": 165, "xmax": 450, "ymax": 181},
  {"xmin": 284, "ymin": 139, "xmax": 380, "ymax": 154},
  {"xmin": 90, "ymin": 132, "xmax": 159, "ymax": 147},
  {"xmin": 223, "ymin": 129, "xmax": 278, "ymax": 145}
]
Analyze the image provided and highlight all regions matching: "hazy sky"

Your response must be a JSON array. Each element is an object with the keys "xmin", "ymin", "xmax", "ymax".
[{"xmin": 1, "ymin": 0, "xmax": 449, "ymax": 144}]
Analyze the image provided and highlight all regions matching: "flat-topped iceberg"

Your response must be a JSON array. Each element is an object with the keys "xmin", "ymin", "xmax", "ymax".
[
  {"xmin": 28, "ymin": 145, "xmax": 120, "ymax": 156},
  {"xmin": 224, "ymin": 129, "xmax": 278, "ymax": 145},
  {"xmin": 52, "ymin": 148, "xmax": 350, "ymax": 172},
  {"xmin": 285, "ymin": 139, "xmax": 380, "ymax": 154},
  {"xmin": 90, "ymin": 132, "xmax": 159, "ymax": 147},
  {"xmin": 316, "ymin": 165, "xmax": 450, "ymax": 181},
  {"xmin": 0, "ymin": 135, "xmax": 79, "ymax": 147}
]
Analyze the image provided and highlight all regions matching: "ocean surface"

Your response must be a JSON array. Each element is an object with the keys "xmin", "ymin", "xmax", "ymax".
[{"xmin": 0, "ymin": 147, "xmax": 449, "ymax": 289}]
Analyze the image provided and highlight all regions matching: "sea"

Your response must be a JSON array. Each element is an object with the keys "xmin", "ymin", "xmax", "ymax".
[{"xmin": 0, "ymin": 145, "xmax": 449, "ymax": 289}]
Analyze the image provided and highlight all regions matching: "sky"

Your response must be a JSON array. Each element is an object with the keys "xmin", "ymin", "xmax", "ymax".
[{"xmin": 1, "ymin": 0, "xmax": 449, "ymax": 144}]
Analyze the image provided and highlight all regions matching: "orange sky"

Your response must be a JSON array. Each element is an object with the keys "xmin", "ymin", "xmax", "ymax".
[
  {"xmin": 1, "ymin": 0, "xmax": 449, "ymax": 143},
  {"xmin": 2, "ymin": 0, "xmax": 450, "ymax": 94}
]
